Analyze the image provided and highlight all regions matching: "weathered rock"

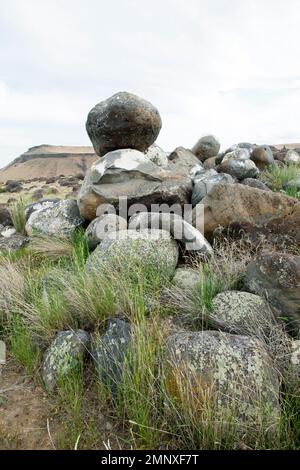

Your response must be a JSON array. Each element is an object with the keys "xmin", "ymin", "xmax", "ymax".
[
  {"xmin": 173, "ymin": 267, "xmax": 201, "ymax": 291},
  {"xmin": 128, "ymin": 212, "xmax": 213, "ymax": 256},
  {"xmin": 218, "ymin": 158, "xmax": 259, "ymax": 180},
  {"xmin": 210, "ymin": 291, "xmax": 275, "ymax": 335},
  {"xmin": 78, "ymin": 149, "xmax": 192, "ymax": 221},
  {"xmin": 25, "ymin": 199, "xmax": 84, "ymax": 238},
  {"xmin": 284, "ymin": 150, "xmax": 300, "ymax": 165},
  {"xmin": 167, "ymin": 146, "xmax": 203, "ymax": 177},
  {"xmin": 0, "ymin": 226, "xmax": 16, "ymax": 238},
  {"xmin": 0, "ymin": 206, "xmax": 12, "ymax": 227},
  {"xmin": 85, "ymin": 214, "xmax": 127, "ymax": 250},
  {"xmin": 251, "ymin": 145, "xmax": 274, "ymax": 169},
  {"xmin": 86, "ymin": 229, "xmax": 179, "ymax": 279},
  {"xmin": 222, "ymin": 148, "xmax": 251, "ymax": 162},
  {"xmin": 203, "ymin": 156, "xmax": 217, "ymax": 170},
  {"xmin": 244, "ymin": 252, "xmax": 300, "ymax": 334},
  {"xmin": 0, "ymin": 234, "xmax": 29, "ymax": 251},
  {"xmin": 92, "ymin": 318, "xmax": 131, "ymax": 397},
  {"xmin": 241, "ymin": 178, "xmax": 271, "ymax": 191},
  {"xmin": 164, "ymin": 331, "xmax": 280, "ymax": 436},
  {"xmin": 192, "ymin": 135, "xmax": 220, "ymax": 161},
  {"xmin": 86, "ymin": 92, "xmax": 162, "ymax": 157},
  {"xmin": 25, "ymin": 199, "xmax": 60, "ymax": 222},
  {"xmin": 193, "ymin": 183, "xmax": 300, "ymax": 243},
  {"xmin": 192, "ymin": 170, "xmax": 234, "ymax": 206},
  {"xmin": 42, "ymin": 330, "xmax": 90, "ymax": 393},
  {"xmin": 144, "ymin": 144, "xmax": 168, "ymax": 167}
]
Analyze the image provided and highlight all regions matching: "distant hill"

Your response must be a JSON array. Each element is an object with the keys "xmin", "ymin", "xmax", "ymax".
[{"xmin": 0, "ymin": 145, "xmax": 97, "ymax": 183}]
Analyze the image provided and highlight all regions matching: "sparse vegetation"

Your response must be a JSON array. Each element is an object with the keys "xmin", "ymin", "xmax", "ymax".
[{"xmin": 261, "ymin": 163, "xmax": 300, "ymax": 199}]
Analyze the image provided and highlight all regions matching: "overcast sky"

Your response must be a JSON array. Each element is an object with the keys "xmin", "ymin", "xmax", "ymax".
[{"xmin": 0, "ymin": 0, "xmax": 300, "ymax": 167}]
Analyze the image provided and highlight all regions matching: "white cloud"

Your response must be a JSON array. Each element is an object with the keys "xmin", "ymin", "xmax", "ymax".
[{"xmin": 0, "ymin": 0, "xmax": 300, "ymax": 166}]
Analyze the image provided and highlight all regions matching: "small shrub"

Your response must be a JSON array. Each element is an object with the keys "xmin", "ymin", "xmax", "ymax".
[{"xmin": 9, "ymin": 197, "xmax": 28, "ymax": 234}]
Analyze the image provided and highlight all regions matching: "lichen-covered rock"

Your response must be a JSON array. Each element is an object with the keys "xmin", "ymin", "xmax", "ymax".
[
  {"xmin": 25, "ymin": 199, "xmax": 84, "ymax": 238},
  {"xmin": 244, "ymin": 252, "xmax": 300, "ymax": 334},
  {"xmin": 192, "ymin": 135, "xmax": 220, "ymax": 161},
  {"xmin": 173, "ymin": 267, "xmax": 201, "ymax": 291},
  {"xmin": 128, "ymin": 212, "xmax": 213, "ymax": 256},
  {"xmin": 24, "ymin": 199, "xmax": 60, "ymax": 222},
  {"xmin": 222, "ymin": 148, "xmax": 251, "ymax": 162},
  {"xmin": 210, "ymin": 291, "xmax": 275, "ymax": 335},
  {"xmin": 144, "ymin": 144, "xmax": 168, "ymax": 167},
  {"xmin": 85, "ymin": 214, "xmax": 127, "ymax": 250},
  {"xmin": 42, "ymin": 330, "xmax": 90, "ymax": 392},
  {"xmin": 86, "ymin": 229, "xmax": 179, "ymax": 279},
  {"xmin": 251, "ymin": 145, "xmax": 274, "ymax": 169},
  {"xmin": 192, "ymin": 170, "xmax": 234, "ymax": 206},
  {"xmin": 86, "ymin": 92, "xmax": 162, "ymax": 157},
  {"xmin": 164, "ymin": 330, "xmax": 280, "ymax": 436},
  {"xmin": 0, "ymin": 234, "xmax": 29, "ymax": 252},
  {"xmin": 218, "ymin": 158, "xmax": 259, "ymax": 180},
  {"xmin": 92, "ymin": 318, "xmax": 131, "ymax": 397},
  {"xmin": 78, "ymin": 149, "xmax": 192, "ymax": 221}
]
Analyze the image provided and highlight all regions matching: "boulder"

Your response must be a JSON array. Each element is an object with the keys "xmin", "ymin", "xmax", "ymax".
[
  {"xmin": 218, "ymin": 159, "xmax": 259, "ymax": 180},
  {"xmin": 85, "ymin": 214, "xmax": 127, "ymax": 250},
  {"xmin": 192, "ymin": 135, "xmax": 220, "ymax": 161},
  {"xmin": 167, "ymin": 146, "xmax": 203, "ymax": 177},
  {"xmin": 203, "ymin": 156, "xmax": 217, "ymax": 170},
  {"xmin": 244, "ymin": 252, "xmax": 300, "ymax": 334},
  {"xmin": 92, "ymin": 318, "xmax": 131, "ymax": 398},
  {"xmin": 86, "ymin": 92, "xmax": 162, "ymax": 157},
  {"xmin": 284, "ymin": 150, "xmax": 300, "ymax": 165},
  {"xmin": 210, "ymin": 291, "xmax": 276, "ymax": 335},
  {"xmin": 144, "ymin": 144, "xmax": 168, "ymax": 167},
  {"xmin": 173, "ymin": 267, "xmax": 201, "ymax": 291},
  {"xmin": 0, "ymin": 205, "xmax": 12, "ymax": 227},
  {"xmin": 241, "ymin": 178, "xmax": 271, "ymax": 191},
  {"xmin": 25, "ymin": 199, "xmax": 60, "ymax": 222},
  {"xmin": 192, "ymin": 170, "xmax": 234, "ymax": 206},
  {"xmin": 25, "ymin": 199, "xmax": 84, "ymax": 238},
  {"xmin": 251, "ymin": 145, "xmax": 274, "ymax": 169},
  {"xmin": 0, "ymin": 227, "xmax": 16, "ymax": 238},
  {"xmin": 164, "ymin": 331, "xmax": 280, "ymax": 436},
  {"xmin": 42, "ymin": 330, "xmax": 90, "ymax": 392},
  {"xmin": 78, "ymin": 149, "xmax": 192, "ymax": 221},
  {"xmin": 193, "ymin": 183, "xmax": 300, "ymax": 243},
  {"xmin": 0, "ymin": 234, "xmax": 29, "ymax": 252},
  {"xmin": 128, "ymin": 212, "xmax": 213, "ymax": 256},
  {"xmin": 222, "ymin": 148, "xmax": 251, "ymax": 162},
  {"xmin": 86, "ymin": 229, "xmax": 179, "ymax": 279}
]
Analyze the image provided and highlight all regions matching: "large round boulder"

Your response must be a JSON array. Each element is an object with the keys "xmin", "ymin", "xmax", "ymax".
[
  {"xmin": 86, "ymin": 92, "xmax": 162, "ymax": 157},
  {"xmin": 86, "ymin": 229, "xmax": 179, "ymax": 279},
  {"xmin": 218, "ymin": 159, "xmax": 259, "ymax": 180},
  {"xmin": 251, "ymin": 145, "xmax": 274, "ymax": 169},
  {"xmin": 85, "ymin": 214, "xmax": 127, "ymax": 250}
]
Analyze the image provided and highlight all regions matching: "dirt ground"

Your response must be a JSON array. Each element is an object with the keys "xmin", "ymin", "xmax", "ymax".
[{"xmin": 0, "ymin": 358, "xmax": 54, "ymax": 450}]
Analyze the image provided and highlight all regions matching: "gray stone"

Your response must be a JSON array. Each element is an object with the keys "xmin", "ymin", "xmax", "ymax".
[
  {"xmin": 173, "ymin": 267, "xmax": 201, "ymax": 291},
  {"xmin": 86, "ymin": 92, "xmax": 162, "ymax": 157},
  {"xmin": 144, "ymin": 144, "xmax": 168, "ymax": 167},
  {"xmin": 92, "ymin": 318, "xmax": 131, "ymax": 397},
  {"xmin": 218, "ymin": 159, "xmax": 259, "ymax": 180},
  {"xmin": 0, "ymin": 234, "xmax": 29, "ymax": 252},
  {"xmin": 167, "ymin": 147, "xmax": 203, "ymax": 177},
  {"xmin": 0, "ymin": 227, "xmax": 16, "ymax": 238},
  {"xmin": 85, "ymin": 214, "xmax": 127, "ymax": 250},
  {"xmin": 251, "ymin": 145, "xmax": 274, "ymax": 169},
  {"xmin": 42, "ymin": 330, "xmax": 90, "ymax": 392},
  {"xmin": 86, "ymin": 229, "xmax": 179, "ymax": 279},
  {"xmin": 25, "ymin": 199, "xmax": 60, "ymax": 222},
  {"xmin": 192, "ymin": 135, "xmax": 220, "ymax": 161},
  {"xmin": 78, "ymin": 149, "xmax": 192, "ymax": 221},
  {"xmin": 0, "ymin": 206, "xmax": 12, "ymax": 227},
  {"xmin": 210, "ymin": 291, "xmax": 275, "ymax": 335},
  {"xmin": 164, "ymin": 330, "xmax": 280, "ymax": 436},
  {"xmin": 284, "ymin": 150, "xmax": 300, "ymax": 165},
  {"xmin": 128, "ymin": 212, "xmax": 213, "ymax": 256},
  {"xmin": 25, "ymin": 199, "xmax": 84, "ymax": 238},
  {"xmin": 244, "ymin": 252, "xmax": 300, "ymax": 334},
  {"xmin": 192, "ymin": 170, "xmax": 234, "ymax": 206}
]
